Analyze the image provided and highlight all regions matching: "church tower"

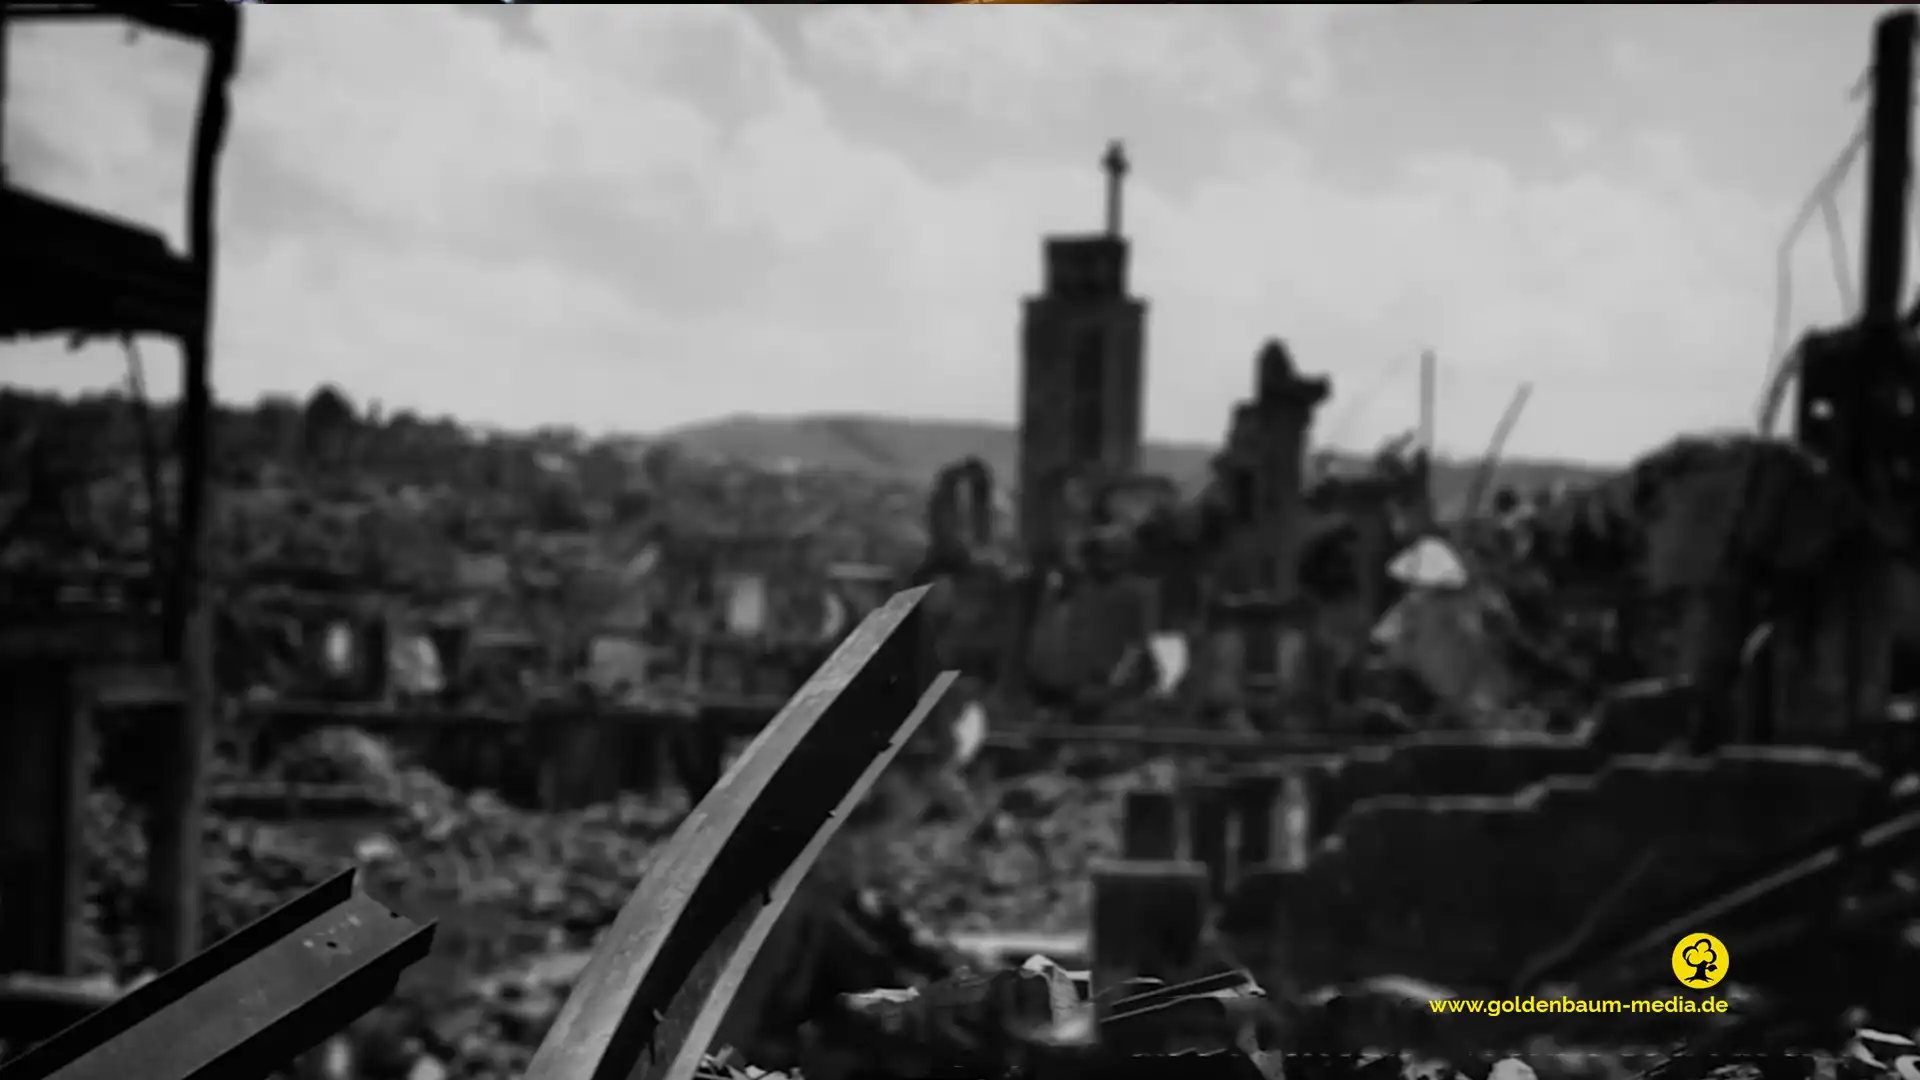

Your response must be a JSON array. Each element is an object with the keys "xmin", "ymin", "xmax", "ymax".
[{"xmin": 1017, "ymin": 140, "xmax": 1148, "ymax": 558}]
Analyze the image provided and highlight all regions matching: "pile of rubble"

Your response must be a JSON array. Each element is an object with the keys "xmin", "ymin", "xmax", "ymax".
[
  {"xmin": 71, "ymin": 725, "xmax": 1144, "ymax": 1078},
  {"xmin": 69, "ymin": 721, "xmax": 1914, "ymax": 1080},
  {"xmin": 79, "ymin": 727, "xmax": 686, "ymax": 980},
  {"xmin": 25, "ymin": 385, "xmax": 1912, "ymax": 1079},
  {"xmin": 853, "ymin": 768, "xmax": 1127, "ymax": 935}
]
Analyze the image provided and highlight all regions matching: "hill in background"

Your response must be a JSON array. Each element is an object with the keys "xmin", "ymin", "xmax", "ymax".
[{"xmin": 663, "ymin": 412, "xmax": 1617, "ymax": 517}]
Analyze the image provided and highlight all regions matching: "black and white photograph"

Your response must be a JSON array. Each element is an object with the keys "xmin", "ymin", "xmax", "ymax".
[{"xmin": 2, "ymin": 4, "xmax": 1918, "ymax": 1080}]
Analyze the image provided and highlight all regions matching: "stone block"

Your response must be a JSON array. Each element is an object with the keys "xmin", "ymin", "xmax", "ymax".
[
  {"xmin": 1309, "ymin": 731, "xmax": 1600, "ymax": 842},
  {"xmin": 1579, "ymin": 677, "xmax": 1698, "ymax": 754},
  {"xmin": 1090, "ymin": 859, "xmax": 1210, "ymax": 1007},
  {"xmin": 1122, "ymin": 790, "xmax": 1183, "ymax": 860}
]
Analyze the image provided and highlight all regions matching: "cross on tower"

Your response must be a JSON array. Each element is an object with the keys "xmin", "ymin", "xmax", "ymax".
[{"xmin": 1102, "ymin": 139, "xmax": 1129, "ymax": 238}]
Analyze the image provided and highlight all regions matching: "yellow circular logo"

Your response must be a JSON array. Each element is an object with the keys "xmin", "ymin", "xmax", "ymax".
[{"xmin": 1671, "ymin": 933, "xmax": 1729, "ymax": 989}]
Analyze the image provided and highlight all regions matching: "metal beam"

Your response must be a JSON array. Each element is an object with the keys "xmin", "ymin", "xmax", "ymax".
[
  {"xmin": 524, "ymin": 586, "xmax": 936, "ymax": 1080},
  {"xmin": 637, "ymin": 670, "xmax": 959, "ymax": 1080},
  {"xmin": 0, "ymin": 870, "xmax": 435, "ymax": 1080}
]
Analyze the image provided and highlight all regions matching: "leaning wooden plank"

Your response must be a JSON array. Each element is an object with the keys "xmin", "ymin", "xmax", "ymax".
[
  {"xmin": 523, "ymin": 586, "xmax": 933, "ymax": 1080},
  {"xmin": 638, "ymin": 669, "xmax": 960, "ymax": 1080}
]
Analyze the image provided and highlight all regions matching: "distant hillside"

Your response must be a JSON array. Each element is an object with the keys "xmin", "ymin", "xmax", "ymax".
[{"xmin": 662, "ymin": 413, "xmax": 1617, "ymax": 516}]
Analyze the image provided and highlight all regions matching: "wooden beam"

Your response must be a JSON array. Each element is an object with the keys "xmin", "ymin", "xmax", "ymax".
[
  {"xmin": 0, "ymin": 663, "xmax": 90, "ymax": 976},
  {"xmin": 145, "ymin": 608, "xmax": 213, "ymax": 969}
]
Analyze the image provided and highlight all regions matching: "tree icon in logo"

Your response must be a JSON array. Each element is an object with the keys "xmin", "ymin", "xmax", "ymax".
[{"xmin": 1670, "ymin": 933, "xmax": 1729, "ymax": 989}]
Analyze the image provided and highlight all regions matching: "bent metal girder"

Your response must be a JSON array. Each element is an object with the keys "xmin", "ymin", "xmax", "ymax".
[
  {"xmin": 526, "ymin": 584, "xmax": 955, "ymax": 1080},
  {"xmin": 0, "ymin": 869, "xmax": 436, "ymax": 1080},
  {"xmin": 0, "ymin": 587, "xmax": 946, "ymax": 1080}
]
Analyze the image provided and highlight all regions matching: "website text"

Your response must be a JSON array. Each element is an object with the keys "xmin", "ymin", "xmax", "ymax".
[{"xmin": 1430, "ymin": 996, "xmax": 1730, "ymax": 1018}]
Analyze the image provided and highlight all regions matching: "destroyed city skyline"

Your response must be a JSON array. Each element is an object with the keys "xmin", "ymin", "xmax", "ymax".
[
  {"xmin": 7, "ymin": 5, "xmax": 1920, "ymax": 1078},
  {"xmin": 0, "ymin": 4, "xmax": 1895, "ymax": 465}
]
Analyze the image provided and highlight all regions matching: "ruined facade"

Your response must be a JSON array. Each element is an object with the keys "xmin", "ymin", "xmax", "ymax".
[
  {"xmin": 1195, "ymin": 341, "xmax": 1332, "ymax": 726},
  {"xmin": 1217, "ymin": 340, "xmax": 1330, "ymax": 601},
  {"xmin": 1018, "ymin": 142, "xmax": 1147, "ymax": 560}
]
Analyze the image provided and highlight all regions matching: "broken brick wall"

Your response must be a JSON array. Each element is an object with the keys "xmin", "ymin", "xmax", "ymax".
[{"xmin": 1223, "ymin": 681, "xmax": 1883, "ymax": 993}]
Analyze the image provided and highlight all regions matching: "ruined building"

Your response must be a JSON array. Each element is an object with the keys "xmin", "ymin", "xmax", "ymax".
[
  {"xmin": 1017, "ymin": 141, "xmax": 1147, "ymax": 561},
  {"xmin": 1196, "ymin": 342, "xmax": 1333, "ymax": 725},
  {"xmin": 1217, "ymin": 340, "xmax": 1331, "ymax": 601},
  {"xmin": 958, "ymin": 142, "xmax": 1357, "ymax": 721}
]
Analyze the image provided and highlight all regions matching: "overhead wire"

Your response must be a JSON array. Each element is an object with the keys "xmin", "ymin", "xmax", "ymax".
[
  {"xmin": 1821, "ymin": 195, "xmax": 1859, "ymax": 319},
  {"xmin": 1757, "ymin": 117, "xmax": 1870, "ymax": 435},
  {"xmin": 1760, "ymin": 35, "xmax": 1920, "ymax": 433},
  {"xmin": 1320, "ymin": 349, "xmax": 1420, "ymax": 454}
]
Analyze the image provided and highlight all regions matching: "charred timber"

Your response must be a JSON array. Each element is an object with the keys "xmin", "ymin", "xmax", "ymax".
[
  {"xmin": 1861, "ymin": 10, "xmax": 1914, "ymax": 326},
  {"xmin": 3, "ymin": 4, "xmax": 239, "ymax": 47},
  {"xmin": 0, "ymin": 189, "xmax": 204, "ymax": 343}
]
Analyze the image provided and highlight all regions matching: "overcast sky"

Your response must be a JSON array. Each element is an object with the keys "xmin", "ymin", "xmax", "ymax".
[{"xmin": 0, "ymin": 4, "xmax": 1903, "ymax": 464}]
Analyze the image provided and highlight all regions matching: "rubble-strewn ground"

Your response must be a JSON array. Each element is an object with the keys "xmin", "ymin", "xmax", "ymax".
[
  {"xmin": 13, "ymin": 391, "xmax": 1910, "ymax": 1080},
  {"xmin": 72, "ymin": 728, "xmax": 1904, "ymax": 1080},
  {"xmin": 72, "ymin": 726, "xmax": 1145, "ymax": 1080}
]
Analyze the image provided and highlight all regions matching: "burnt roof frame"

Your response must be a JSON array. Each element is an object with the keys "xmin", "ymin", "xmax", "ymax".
[{"xmin": 1, "ymin": 1, "xmax": 240, "ymax": 656}]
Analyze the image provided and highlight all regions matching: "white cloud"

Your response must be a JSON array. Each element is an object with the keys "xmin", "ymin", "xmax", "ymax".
[
  {"xmin": 1607, "ymin": 39, "xmax": 1655, "ymax": 82},
  {"xmin": 0, "ymin": 5, "xmax": 1867, "ymax": 466},
  {"xmin": 799, "ymin": 5, "xmax": 1346, "ymax": 121},
  {"xmin": 1548, "ymin": 118, "xmax": 1596, "ymax": 157}
]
